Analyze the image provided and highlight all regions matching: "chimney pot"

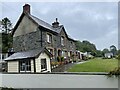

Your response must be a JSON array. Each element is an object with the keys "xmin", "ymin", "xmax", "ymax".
[
  {"xmin": 23, "ymin": 4, "xmax": 30, "ymax": 14},
  {"xmin": 52, "ymin": 18, "xmax": 59, "ymax": 28}
]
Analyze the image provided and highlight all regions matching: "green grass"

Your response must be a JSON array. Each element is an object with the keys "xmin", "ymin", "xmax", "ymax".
[{"xmin": 68, "ymin": 58, "xmax": 118, "ymax": 72}]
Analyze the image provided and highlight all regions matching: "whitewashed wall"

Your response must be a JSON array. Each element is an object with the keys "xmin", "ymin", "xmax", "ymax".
[
  {"xmin": 35, "ymin": 52, "xmax": 51, "ymax": 72},
  {"xmin": 7, "ymin": 52, "xmax": 51, "ymax": 73},
  {"xmin": 8, "ymin": 61, "xmax": 19, "ymax": 72},
  {"xmin": 13, "ymin": 15, "xmax": 38, "ymax": 37},
  {"xmin": 31, "ymin": 59, "xmax": 34, "ymax": 73}
]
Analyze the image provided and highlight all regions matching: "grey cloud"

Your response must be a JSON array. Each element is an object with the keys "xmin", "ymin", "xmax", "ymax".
[{"xmin": 0, "ymin": 2, "xmax": 118, "ymax": 50}]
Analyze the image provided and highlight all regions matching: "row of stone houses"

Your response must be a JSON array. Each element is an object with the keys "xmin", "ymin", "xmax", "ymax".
[{"xmin": 4, "ymin": 4, "xmax": 82, "ymax": 73}]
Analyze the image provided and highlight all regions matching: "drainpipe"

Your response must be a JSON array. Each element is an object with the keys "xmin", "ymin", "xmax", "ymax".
[{"xmin": 41, "ymin": 30, "xmax": 42, "ymax": 47}]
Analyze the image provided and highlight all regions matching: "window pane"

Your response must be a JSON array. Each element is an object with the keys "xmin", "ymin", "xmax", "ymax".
[
  {"xmin": 61, "ymin": 36, "xmax": 64, "ymax": 46},
  {"xmin": 19, "ymin": 60, "xmax": 31, "ymax": 72},
  {"xmin": 21, "ymin": 66, "xmax": 25, "ymax": 71},
  {"xmin": 47, "ymin": 34, "xmax": 52, "ymax": 43},
  {"xmin": 49, "ymin": 35, "xmax": 52, "ymax": 43},
  {"xmin": 41, "ymin": 59, "xmax": 47, "ymax": 70},
  {"xmin": 20, "ymin": 61, "xmax": 25, "ymax": 71},
  {"xmin": 26, "ymin": 60, "xmax": 31, "ymax": 71},
  {"xmin": 47, "ymin": 34, "xmax": 49, "ymax": 42}
]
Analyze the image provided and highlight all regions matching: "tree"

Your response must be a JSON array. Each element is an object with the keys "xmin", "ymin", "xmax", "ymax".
[
  {"xmin": 96, "ymin": 50, "xmax": 103, "ymax": 57},
  {"xmin": 102, "ymin": 48, "xmax": 109, "ymax": 56},
  {"xmin": 1, "ymin": 17, "xmax": 12, "ymax": 34},
  {"xmin": 110, "ymin": 45, "xmax": 117, "ymax": 56},
  {"xmin": 75, "ymin": 40, "xmax": 97, "ymax": 56},
  {"xmin": 117, "ymin": 49, "xmax": 120, "ymax": 55},
  {"xmin": 75, "ymin": 40, "xmax": 83, "ymax": 51},
  {"xmin": 2, "ymin": 33, "xmax": 13, "ymax": 52},
  {"xmin": 1, "ymin": 17, "xmax": 13, "ymax": 52},
  {"xmin": 102, "ymin": 48, "xmax": 109, "ymax": 52}
]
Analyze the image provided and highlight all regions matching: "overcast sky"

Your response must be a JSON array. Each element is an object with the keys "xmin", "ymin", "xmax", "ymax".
[{"xmin": 0, "ymin": 2, "xmax": 118, "ymax": 50}]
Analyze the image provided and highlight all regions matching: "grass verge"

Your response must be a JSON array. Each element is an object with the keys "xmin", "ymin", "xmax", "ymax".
[{"xmin": 68, "ymin": 58, "xmax": 118, "ymax": 72}]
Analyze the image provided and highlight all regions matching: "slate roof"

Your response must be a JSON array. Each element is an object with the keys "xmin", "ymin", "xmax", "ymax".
[
  {"xmin": 29, "ymin": 14, "xmax": 76, "ymax": 41},
  {"xmin": 13, "ymin": 12, "xmax": 76, "ymax": 41},
  {"xmin": 4, "ymin": 48, "xmax": 52, "ymax": 61},
  {"xmin": 29, "ymin": 14, "xmax": 63, "ymax": 33}
]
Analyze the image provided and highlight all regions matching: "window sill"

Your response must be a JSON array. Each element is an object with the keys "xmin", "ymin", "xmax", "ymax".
[
  {"xmin": 20, "ymin": 71, "xmax": 31, "ymax": 72},
  {"xmin": 41, "ymin": 69, "xmax": 47, "ymax": 72},
  {"xmin": 61, "ymin": 45, "xmax": 65, "ymax": 47},
  {"xmin": 47, "ymin": 42, "xmax": 52, "ymax": 44}
]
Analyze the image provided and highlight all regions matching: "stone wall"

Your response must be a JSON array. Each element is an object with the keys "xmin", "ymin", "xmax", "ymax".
[
  {"xmin": 13, "ymin": 29, "xmax": 44, "ymax": 52},
  {"xmin": 13, "ymin": 25, "xmax": 76, "ymax": 60}
]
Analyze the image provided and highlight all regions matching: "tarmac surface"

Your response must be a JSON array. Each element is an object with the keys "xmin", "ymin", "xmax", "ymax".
[{"xmin": 0, "ymin": 73, "xmax": 118, "ymax": 88}]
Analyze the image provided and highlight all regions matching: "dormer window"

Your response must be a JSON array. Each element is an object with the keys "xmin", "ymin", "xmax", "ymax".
[
  {"xmin": 61, "ymin": 36, "xmax": 64, "ymax": 46},
  {"xmin": 47, "ymin": 34, "xmax": 52, "ymax": 43}
]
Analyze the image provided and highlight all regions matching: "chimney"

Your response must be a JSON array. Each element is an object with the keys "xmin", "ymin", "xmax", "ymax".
[
  {"xmin": 23, "ymin": 4, "xmax": 30, "ymax": 14},
  {"xmin": 52, "ymin": 18, "xmax": 59, "ymax": 28}
]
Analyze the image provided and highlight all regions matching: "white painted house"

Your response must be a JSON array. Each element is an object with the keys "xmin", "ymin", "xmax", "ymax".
[
  {"xmin": 4, "ymin": 48, "xmax": 52, "ymax": 73},
  {"xmin": 0, "ymin": 53, "xmax": 8, "ymax": 62},
  {"xmin": 83, "ymin": 52, "xmax": 93, "ymax": 58},
  {"xmin": 104, "ymin": 52, "xmax": 113, "ymax": 58}
]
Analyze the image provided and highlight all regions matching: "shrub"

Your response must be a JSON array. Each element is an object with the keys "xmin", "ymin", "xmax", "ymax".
[
  {"xmin": 1, "ymin": 87, "xmax": 16, "ymax": 90},
  {"xmin": 61, "ymin": 57, "xmax": 64, "ymax": 62},
  {"xmin": 57, "ymin": 56, "xmax": 61, "ymax": 62},
  {"xmin": 108, "ymin": 67, "xmax": 120, "ymax": 77},
  {"xmin": 116, "ymin": 54, "xmax": 120, "ymax": 60},
  {"xmin": 51, "ymin": 61, "xmax": 56, "ymax": 66},
  {"xmin": 82, "ymin": 56, "xmax": 88, "ymax": 60},
  {"xmin": 57, "ymin": 56, "xmax": 64, "ymax": 62},
  {"xmin": 108, "ymin": 55, "xmax": 120, "ymax": 77}
]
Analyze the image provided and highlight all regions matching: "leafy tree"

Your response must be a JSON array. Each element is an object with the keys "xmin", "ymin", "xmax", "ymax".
[
  {"xmin": 75, "ymin": 40, "xmax": 97, "ymax": 56},
  {"xmin": 75, "ymin": 40, "xmax": 83, "ymax": 51},
  {"xmin": 102, "ymin": 48, "xmax": 109, "ymax": 54},
  {"xmin": 0, "ymin": 17, "xmax": 13, "ymax": 53},
  {"xmin": 96, "ymin": 50, "xmax": 103, "ymax": 57},
  {"xmin": 0, "ymin": 34, "xmax": 2, "ymax": 52},
  {"xmin": 117, "ymin": 49, "xmax": 120, "ymax": 55},
  {"xmin": 110, "ymin": 45, "xmax": 117, "ymax": 56},
  {"xmin": 102, "ymin": 48, "xmax": 109, "ymax": 52},
  {"xmin": 1, "ymin": 17, "xmax": 12, "ymax": 34},
  {"xmin": 2, "ymin": 33, "xmax": 13, "ymax": 52}
]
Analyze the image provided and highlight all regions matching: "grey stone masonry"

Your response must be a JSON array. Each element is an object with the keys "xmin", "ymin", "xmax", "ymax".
[
  {"xmin": 12, "ymin": 6, "xmax": 77, "ymax": 61},
  {"xmin": 13, "ymin": 28, "xmax": 43, "ymax": 52},
  {"xmin": 13, "ymin": 25, "xmax": 76, "ymax": 61}
]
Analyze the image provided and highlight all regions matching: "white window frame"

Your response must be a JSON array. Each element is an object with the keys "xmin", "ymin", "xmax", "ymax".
[
  {"xmin": 41, "ymin": 59, "xmax": 47, "ymax": 71},
  {"xmin": 47, "ymin": 34, "xmax": 52, "ymax": 43},
  {"xmin": 61, "ymin": 36, "xmax": 64, "ymax": 46},
  {"xmin": 19, "ymin": 60, "xmax": 31, "ymax": 72}
]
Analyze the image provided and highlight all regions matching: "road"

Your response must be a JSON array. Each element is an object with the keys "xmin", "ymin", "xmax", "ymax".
[{"xmin": 0, "ymin": 73, "xmax": 118, "ymax": 88}]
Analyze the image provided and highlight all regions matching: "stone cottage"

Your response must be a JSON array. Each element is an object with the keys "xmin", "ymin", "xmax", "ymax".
[{"xmin": 5, "ymin": 4, "xmax": 78, "ymax": 73}]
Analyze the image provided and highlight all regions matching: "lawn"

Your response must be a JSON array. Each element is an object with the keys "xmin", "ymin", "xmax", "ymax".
[{"xmin": 68, "ymin": 58, "xmax": 118, "ymax": 72}]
